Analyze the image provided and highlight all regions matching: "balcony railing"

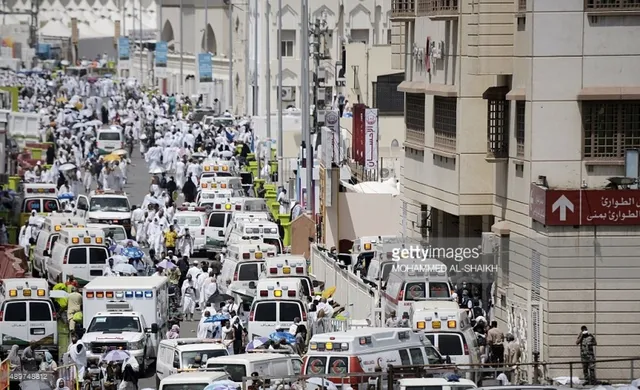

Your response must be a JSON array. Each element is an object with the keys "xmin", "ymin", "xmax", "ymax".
[
  {"xmin": 585, "ymin": 0, "xmax": 640, "ymax": 11},
  {"xmin": 391, "ymin": 0, "xmax": 416, "ymax": 18},
  {"xmin": 519, "ymin": 0, "xmax": 527, "ymax": 11},
  {"xmin": 421, "ymin": 0, "xmax": 459, "ymax": 17},
  {"xmin": 406, "ymin": 128, "xmax": 425, "ymax": 146}
]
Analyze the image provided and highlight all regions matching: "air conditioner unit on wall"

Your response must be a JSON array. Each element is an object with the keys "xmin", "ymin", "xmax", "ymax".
[{"xmin": 282, "ymin": 87, "xmax": 294, "ymax": 101}]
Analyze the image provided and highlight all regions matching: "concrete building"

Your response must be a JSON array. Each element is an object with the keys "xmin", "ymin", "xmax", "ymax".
[{"xmin": 392, "ymin": 0, "xmax": 640, "ymax": 380}]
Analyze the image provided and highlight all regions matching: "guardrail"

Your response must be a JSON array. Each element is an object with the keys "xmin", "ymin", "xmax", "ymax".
[{"xmin": 309, "ymin": 245, "xmax": 375, "ymax": 321}]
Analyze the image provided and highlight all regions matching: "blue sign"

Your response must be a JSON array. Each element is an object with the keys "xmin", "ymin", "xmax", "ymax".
[
  {"xmin": 118, "ymin": 37, "xmax": 130, "ymax": 61},
  {"xmin": 197, "ymin": 52, "xmax": 212, "ymax": 83},
  {"xmin": 155, "ymin": 41, "xmax": 168, "ymax": 67}
]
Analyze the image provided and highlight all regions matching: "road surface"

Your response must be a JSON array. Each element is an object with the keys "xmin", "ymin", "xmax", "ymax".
[{"xmin": 125, "ymin": 147, "xmax": 202, "ymax": 388}]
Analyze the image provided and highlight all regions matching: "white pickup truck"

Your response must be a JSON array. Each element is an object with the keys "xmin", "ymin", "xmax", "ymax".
[{"xmin": 81, "ymin": 276, "xmax": 169, "ymax": 373}]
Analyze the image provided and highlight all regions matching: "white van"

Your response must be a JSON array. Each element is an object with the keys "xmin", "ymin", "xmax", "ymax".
[
  {"xmin": 262, "ymin": 256, "xmax": 313, "ymax": 297},
  {"xmin": 412, "ymin": 302, "xmax": 481, "ymax": 373},
  {"xmin": 0, "ymin": 278, "xmax": 58, "ymax": 359},
  {"xmin": 173, "ymin": 207, "xmax": 210, "ymax": 252},
  {"xmin": 248, "ymin": 278, "xmax": 308, "ymax": 339},
  {"xmin": 398, "ymin": 377, "xmax": 477, "ymax": 390},
  {"xmin": 97, "ymin": 127, "xmax": 124, "ymax": 155},
  {"xmin": 86, "ymin": 223, "xmax": 128, "ymax": 242},
  {"xmin": 226, "ymin": 221, "xmax": 283, "ymax": 254},
  {"xmin": 47, "ymin": 228, "xmax": 108, "ymax": 286},
  {"xmin": 205, "ymin": 353, "xmax": 303, "ymax": 385},
  {"xmin": 304, "ymin": 328, "xmax": 444, "ymax": 386},
  {"xmin": 33, "ymin": 216, "xmax": 86, "ymax": 279},
  {"xmin": 383, "ymin": 258, "xmax": 452, "ymax": 317},
  {"xmin": 158, "ymin": 371, "xmax": 230, "ymax": 390},
  {"xmin": 157, "ymin": 338, "xmax": 229, "ymax": 383},
  {"xmin": 351, "ymin": 235, "xmax": 399, "ymax": 274},
  {"xmin": 223, "ymin": 211, "xmax": 271, "ymax": 240},
  {"xmin": 200, "ymin": 161, "xmax": 237, "ymax": 179},
  {"xmin": 220, "ymin": 242, "xmax": 276, "ymax": 295},
  {"xmin": 199, "ymin": 176, "xmax": 243, "ymax": 190},
  {"xmin": 196, "ymin": 189, "xmax": 243, "ymax": 204}
]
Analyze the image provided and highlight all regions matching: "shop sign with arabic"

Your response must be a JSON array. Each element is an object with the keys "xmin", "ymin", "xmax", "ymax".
[{"xmin": 529, "ymin": 185, "xmax": 640, "ymax": 226}]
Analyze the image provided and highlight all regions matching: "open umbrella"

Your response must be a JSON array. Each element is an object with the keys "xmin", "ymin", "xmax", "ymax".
[
  {"xmin": 149, "ymin": 167, "xmax": 165, "ymax": 174},
  {"xmin": 204, "ymin": 314, "xmax": 230, "ymax": 323},
  {"xmin": 113, "ymin": 263, "xmax": 138, "ymax": 275},
  {"xmin": 111, "ymin": 149, "xmax": 128, "ymax": 156},
  {"xmin": 20, "ymin": 380, "xmax": 52, "ymax": 390},
  {"xmin": 157, "ymin": 259, "xmax": 176, "ymax": 269},
  {"xmin": 58, "ymin": 193, "xmax": 74, "ymax": 200},
  {"xmin": 269, "ymin": 332, "xmax": 296, "ymax": 344},
  {"xmin": 103, "ymin": 154, "xmax": 121, "ymax": 163},
  {"xmin": 192, "ymin": 152, "xmax": 207, "ymax": 158},
  {"xmin": 72, "ymin": 122, "xmax": 86, "ymax": 129},
  {"xmin": 207, "ymin": 293, "xmax": 234, "ymax": 306},
  {"xmin": 109, "ymin": 244, "xmax": 124, "ymax": 254},
  {"xmin": 203, "ymin": 380, "xmax": 238, "ymax": 390},
  {"xmin": 88, "ymin": 119, "xmax": 103, "ymax": 126},
  {"xmin": 121, "ymin": 246, "xmax": 145, "ymax": 259},
  {"xmin": 120, "ymin": 239, "xmax": 140, "ymax": 247},
  {"xmin": 103, "ymin": 349, "xmax": 130, "ymax": 362},
  {"xmin": 59, "ymin": 163, "xmax": 76, "ymax": 171},
  {"xmin": 109, "ymin": 255, "xmax": 130, "ymax": 265},
  {"xmin": 245, "ymin": 337, "xmax": 269, "ymax": 351},
  {"xmin": 322, "ymin": 286, "xmax": 336, "ymax": 299}
]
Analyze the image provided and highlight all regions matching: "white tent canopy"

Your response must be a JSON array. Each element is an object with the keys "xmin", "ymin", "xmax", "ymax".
[
  {"xmin": 39, "ymin": 20, "xmax": 71, "ymax": 37},
  {"xmin": 340, "ymin": 177, "xmax": 400, "ymax": 196}
]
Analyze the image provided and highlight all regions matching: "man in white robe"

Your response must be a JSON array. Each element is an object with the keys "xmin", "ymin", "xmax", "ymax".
[{"xmin": 181, "ymin": 274, "xmax": 197, "ymax": 321}]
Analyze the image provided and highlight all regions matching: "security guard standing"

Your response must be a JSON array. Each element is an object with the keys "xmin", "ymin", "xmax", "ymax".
[{"xmin": 577, "ymin": 325, "xmax": 597, "ymax": 385}]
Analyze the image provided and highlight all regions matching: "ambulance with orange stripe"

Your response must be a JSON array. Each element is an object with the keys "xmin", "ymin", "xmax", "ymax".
[{"xmin": 303, "ymin": 328, "xmax": 444, "ymax": 387}]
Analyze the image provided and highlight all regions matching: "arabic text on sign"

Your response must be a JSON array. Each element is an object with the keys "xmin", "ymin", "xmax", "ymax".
[
  {"xmin": 585, "ymin": 209, "xmax": 640, "ymax": 222},
  {"xmin": 600, "ymin": 197, "xmax": 640, "ymax": 209}
]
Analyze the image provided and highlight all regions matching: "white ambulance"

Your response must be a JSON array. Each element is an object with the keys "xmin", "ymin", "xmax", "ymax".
[
  {"xmin": 82, "ymin": 277, "xmax": 169, "ymax": 373},
  {"xmin": 262, "ymin": 256, "xmax": 313, "ymax": 297},
  {"xmin": 200, "ymin": 161, "xmax": 237, "ymax": 179},
  {"xmin": 174, "ymin": 205, "xmax": 210, "ymax": 252},
  {"xmin": 226, "ymin": 220, "xmax": 283, "ymax": 254},
  {"xmin": 77, "ymin": 190, "xmax": 133, "ymax": 237},
  {"xmin": 47, "ymin": 228, "xmax": 108, "ymax": 286},
  {"xmin": 199, "ymin": 176, "xmax": 243, "ymax": 190},
  {"xmin": 223, "ymin": 211, "xmax": 271, "ymax": 239},
  {"xmin": 0, "ymin": 278, "xmax": 58, "ymax": 358},
  {"xmin": 16, "ymin": 183, "xmax": 61, "ymax": 226},
  {"xmin": 220, "ymin": 242, "xmax": 277, "ymax": 295},
  {"xmin": 201, "ymin": 200, "xmax": 236, "ymax": 251},
  {"xmin": 351, "ymin": 236, "xmax": 398, "ymax": 274},
  {"xmin": 412, "ymin": 301, "xmax": 481, "ymax": 371},
  {"xmin": 196, "ymin": 189, "xmax": 243, "ymax": 204},
  {"xmin": 303, "ymin": 328, "xmax": 444, "ymax": 386},
  {"xmin": 248, "ymin": 278, "xmax": 308, "ymax": 339},
  {"xmin": 382, "ymin": 258, "xmax": 452, "ymax": 318},
  {"xmin": 33, "ymin": 216, "xmax": 86, "ymax": 279}
]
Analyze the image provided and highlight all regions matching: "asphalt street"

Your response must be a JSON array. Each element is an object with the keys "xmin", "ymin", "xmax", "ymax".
[{"xmin": 124, "ymin": 147, "xmax": 202, "ymax": 388}]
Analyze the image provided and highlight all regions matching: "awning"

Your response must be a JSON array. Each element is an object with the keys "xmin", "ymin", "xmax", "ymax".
[
  {"xmin": 482, "ymin": 86, "xmax": 510, "ymax": 100},
  {"xmin": 577, "ymin": 87, "xmax": 640, "ymax": 100},
  {"xmin": 397, "ymin": 81, "xmax": 427, "ymax": 93},
  {"xmin": 506, "ymin": 88, "xmax": 525, "ymax": 101},
  {"xmin": 425, "ymin": 83, "xmax": 458, "ymax": 97}
]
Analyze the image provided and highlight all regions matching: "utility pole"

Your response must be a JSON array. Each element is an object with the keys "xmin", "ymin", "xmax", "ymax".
[
  {"xmin": 276, "ymin": 0, "xmax": 283, "ymax": 186},
  {"xmin": 204, "ymin": 0, "xmax": 208, "ymax": 52},
  {"xmin": 252, "ymin": 0, "xmax": 259, "ymax": 116},
  {"xmin": 227, "ymin": 0, "xmax": 233, "ymax": 113},
  {"xmin": 179, "ymin": 0, "xmax": 184, "ymax": 92},
  {"xmin": 139, "ymin": 0, "xmax": 143, "ymax": 85},
  {"xmin": 301, "ymin": 0, "xmax": 312, "ymax": 212},
  {"xmin": 265, "ymin": 0, "xmax": 271, "ymax": 143}
]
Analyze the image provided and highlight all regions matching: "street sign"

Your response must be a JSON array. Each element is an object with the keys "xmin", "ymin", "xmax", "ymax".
[{"xmin": 529, "ymin": 184, "xmax": 640, "ymax": 226}]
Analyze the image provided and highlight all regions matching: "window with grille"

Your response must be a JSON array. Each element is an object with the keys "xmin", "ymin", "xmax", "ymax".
[
  {"xmin": 406, "ymin": 93, "xmax": 425, "ymax": 145},
  {"xmin": 582, "ymin": 101, "xmax": 640, "ymax": 159},
  {"xmin": 487, "ymin": 99, "xmax": 509, "ymax": 158},
  {"xmin": 372, "ymin": 73, "xmax": 404, "ymax": 115},
  {"xmin": 279, "ymin": 30, "xmax": 295, "ymax": 58},
  {"xmin": 433, "ymin": 96, "xmax": 457, "ymax": 151},
  {"xmin": 585, "ymin": 0, "xmax": 640, "ymax": 10},
  {"xmin": 516, "ymin": 101, "xmax": 525, "ymax": 157}
]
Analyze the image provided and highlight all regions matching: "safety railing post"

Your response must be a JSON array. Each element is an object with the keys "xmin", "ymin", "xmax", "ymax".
[
  {"xmin": 631, "ymin": 359, "xmax": 635, "ymax": 382},
  {"xmin": 569, "ymin": 362, "xmax": 573, "ymax": 388}
]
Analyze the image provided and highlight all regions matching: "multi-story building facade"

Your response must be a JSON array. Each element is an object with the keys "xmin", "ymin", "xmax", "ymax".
[{"xmin": 393, "ymin": 0, "xmax": 640, "ymax": 380}]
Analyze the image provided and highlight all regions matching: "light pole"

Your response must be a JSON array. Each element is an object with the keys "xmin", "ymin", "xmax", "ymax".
[
  {"xmin": 277, "ymin": 0, "xmax": 283, "ymax": 186},
  {"xmin": 228, "ymin": 0, "xmax": 233, "ymax": 112},
  {"xmin": 265, "ymin": 0, "xmax": 271, "ymax": 143},
  {"xmin": 301, "ymin": 0, "xmax": 312, "ymax": 212},
  {"xmin": 179, "ymin": 0, "xmax": 184, "ymax": 92}
]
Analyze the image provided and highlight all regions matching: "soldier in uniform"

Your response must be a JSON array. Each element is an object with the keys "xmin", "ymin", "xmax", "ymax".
[{"xmin": 577, "ymin": 325, "xmax": 597, "ymax": 385}]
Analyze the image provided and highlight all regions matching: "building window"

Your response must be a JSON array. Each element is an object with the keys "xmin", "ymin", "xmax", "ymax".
[
  {"xmin": 433, "ymin": 96, "xmax": 457, "ymax": 151},
  {"xmin": 372, "ymin": 73, "xmax": 404, "ymax": 115},
  {"xmin": 585, "ymin": 0, "xmax": 640, "ymax": 11},
  {"xmin": 350, "ymin": 29, "xmax": 369, "ymax": 45},
  {"xmin": 582, "ymin": 101, "xmax": 640, "ymax": 159},
  {"xmin": 280, "ymin": 30, "xmax": 295, "ymax": 58},
  {"xmin": 406, "ymin": 93, "xmax": 425, "ymax": 145},
  {"xmin": 516, "ymin": 101, "xmax": 525, "ymax": 158},
  {"xmin": 487, "ymin": 99, "xmax": 509, "ymax": 158}
]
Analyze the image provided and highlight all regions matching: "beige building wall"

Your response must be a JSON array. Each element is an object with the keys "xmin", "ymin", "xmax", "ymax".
[{"xmin": 394, "ymin": 0, "xmax": 640, "ymax": 380}]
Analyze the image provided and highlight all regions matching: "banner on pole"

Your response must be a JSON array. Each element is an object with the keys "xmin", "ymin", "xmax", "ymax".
[
  {"xmin": 197, "ymin": 52, "xmax": 213, "ymax": 94},
  {"xmin": 364, "ymin": 108, "xmax": 379, "ymax": 174},
  {"xmin": 118, "ymin": 37, "xmax": 130, "ymax": 70},
  {"xmin": 155, "ymin": 41, "xmax": 168, "ymax": 78}
]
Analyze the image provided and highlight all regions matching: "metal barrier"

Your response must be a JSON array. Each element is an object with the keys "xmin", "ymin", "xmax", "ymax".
[
  {"xmin": 55, "ymin": 364, "xmax": 80, "ymax": 390},
  {"xmin": 310, "ymin": 318, "xmax": 349, "ymax": 335},
  {"xmin": 309, "ymin": 245, "xmax": 375, "ymax": 321}
]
